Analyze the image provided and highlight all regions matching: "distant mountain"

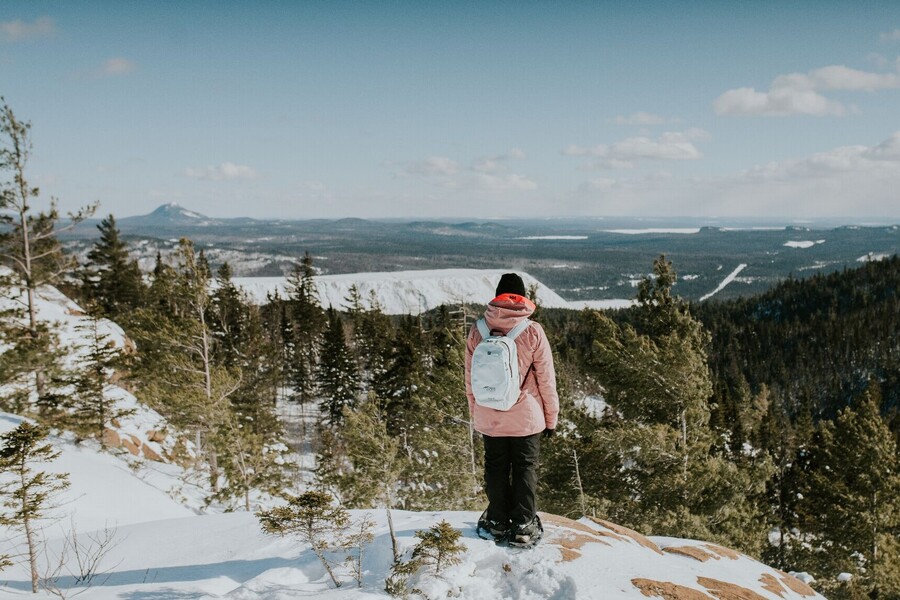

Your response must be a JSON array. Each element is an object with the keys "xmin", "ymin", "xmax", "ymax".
[{"xmin": 118, "ymin": 203, "xmax": 222, "ymax": 228}]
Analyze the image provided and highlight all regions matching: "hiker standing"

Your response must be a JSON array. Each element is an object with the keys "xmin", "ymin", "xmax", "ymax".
[{"xmin": 466, "ymin": 273, "xmax": 559, "ymax": 546}]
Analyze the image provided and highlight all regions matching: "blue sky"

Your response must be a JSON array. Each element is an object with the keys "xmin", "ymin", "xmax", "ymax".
[{"xmin": 2, "ymin": 1, "xmax": 900, "ymax": 219}]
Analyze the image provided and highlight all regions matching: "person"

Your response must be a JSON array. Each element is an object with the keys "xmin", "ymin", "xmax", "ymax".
[{"xmin": 465, "ymin": 273, "xmax": 559, "ymax": 544}]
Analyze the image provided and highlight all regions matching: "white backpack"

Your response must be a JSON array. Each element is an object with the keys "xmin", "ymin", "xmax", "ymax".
[{"xmin": 471, "ymin": 318, "xmax": 531, "ymax": 411}]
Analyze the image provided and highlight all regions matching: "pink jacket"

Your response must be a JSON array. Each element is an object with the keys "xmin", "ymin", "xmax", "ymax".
[{"xmin": 465, "ymin": 294, "xmax": 559, "ymax": 437}]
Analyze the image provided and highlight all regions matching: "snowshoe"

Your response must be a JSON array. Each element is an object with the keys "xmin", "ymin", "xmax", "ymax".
[
  {"xmin": 507, "ymin": 515, "xmax": 543, "ymax": 549},
  {"xmin": 476, "ymin": 510, "xmax": 511, "ymax": 543}
]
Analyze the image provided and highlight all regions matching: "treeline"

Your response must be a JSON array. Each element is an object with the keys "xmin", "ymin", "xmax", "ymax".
[{"xmin": 535, "ymin": 256, "xmax": 900, "ymax": 600}]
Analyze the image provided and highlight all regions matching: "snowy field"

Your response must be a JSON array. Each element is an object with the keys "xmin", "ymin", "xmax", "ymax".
[{"xmin": 232, "ymin": 269, "xmax": 573, "ymax": 313}]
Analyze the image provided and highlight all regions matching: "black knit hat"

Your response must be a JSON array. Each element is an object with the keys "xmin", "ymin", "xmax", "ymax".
[{"xmin": 495, "ymin": 273, "xmax": 527, "ymax": 298}]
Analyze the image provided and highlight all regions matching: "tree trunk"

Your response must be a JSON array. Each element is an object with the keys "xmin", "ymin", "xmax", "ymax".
[
  {"xmin": 19, "ymin": 461, "xmax": 38, "ymax": 593},
  {"xmin": 313, "ymin": 546, "xmax": 342, "ymax": 588},
  {"xmin": 573, "ymin": 449, "xmax": 587, "ymax": 517},
  {"xmin": 384, "ymin": 489, "xmax": 399, "ymax": 563}
]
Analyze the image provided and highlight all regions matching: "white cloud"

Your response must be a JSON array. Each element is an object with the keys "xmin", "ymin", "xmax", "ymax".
[
  {"xmin": 183, "ymin": 162, "xmax": 258, "ymax": 181},
  {"xmin": 563, "ymin": 129, "xmax": 710, "ymax": 169},
  {"xmin": 397, "ymin": 156, "xmax": 459, "ymax": 177},
  {"xmin": 393, "ymin": 151, "xmax": 535, "ymax": 193},
  {"xmin": 880, "ymin": 28, "xmax": 900, "ymax": 43},
  {"xmin": 572, "ymin": 131, "xmax": 900, "ymax": 217},
  {"xmin": 714, "ymin": 65, "xmax": 900, "ymax": 117},
  {"xmin": 97, "ymin": 57, "xmax": 136, "ymax": 78},
  {"xmin": 612, "ymin": 112, "xmax": 681, "ymax": 125},
  {"xmin": 0, "ymin": 16, "xmax": 55, "ymax": 43}
]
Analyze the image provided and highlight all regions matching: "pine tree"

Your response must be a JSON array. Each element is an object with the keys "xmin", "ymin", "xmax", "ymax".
[
  {"xmin": 0, "ymin": 422, "xmax": 70, "ymax": 593},
  {"xmin": 257, "ymin": 491, "xmax": 350, "ymax": 588},
  {"xmin": 80, "ymin": 214, "xmax": 145, "ymax": 318},
  {"xmin": 802, "ymin": 385, "xmax": 900, "ymax": 598},
  {"xmin": 0, "ymin": 99, "xmax": 94, "ymax": 414},
  {"xmin": 317, "ymin": 308, "xmax": 359, "ymax": 427}
]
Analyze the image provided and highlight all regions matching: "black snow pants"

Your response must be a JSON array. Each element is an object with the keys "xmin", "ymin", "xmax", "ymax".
[{"xmin": 482, "ymin": 432, "xmax": 541, "ymax": 526}]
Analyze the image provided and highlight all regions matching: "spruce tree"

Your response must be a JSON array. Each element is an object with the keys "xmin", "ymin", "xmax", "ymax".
[
  {"xmin": 584, "ymin": 256, "xmax": 771, "ymax": 551},
  {"xmin": 0, "ymin": 422, "xmax": 70, "ymax": 593},
  {"xmin": 80, "ymin": 214, "xmax": 145, "ymax": 318},
  {"xmin": 802, "ymin": 385, "xmax": 900, "ymax": 598},
  {"xmin": 317, "ymin": 308, "xmax": 359, "ymax": 427},
  {"xmin": 257, "ymin": 490, "xmax": 350, "ymax": 588},
  {"xmin": 284, "ymin": 253, "xmax": 325, "ymax": 406},
  {"xmin": 67, "ymin": 316, "xmax": 134, "ymax": 444}
]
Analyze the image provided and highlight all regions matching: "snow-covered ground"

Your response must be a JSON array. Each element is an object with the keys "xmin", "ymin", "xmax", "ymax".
[
  {"xmin": 0, "ymin": 419, "xmax": 825, "ymax": 600},
  {"xmin": 232, "ymin": 269, "xmax": 572, "ymax": 313},
  {"xmin": 699, "ymin": 264, "xmax": 748, "ymax": 302},
  {"xmin": 784, "ymin": 240, "xmax": 825, "ymax": 249},
  {"xmin": 569, "ymin": 299, "xmax": 636, "ymax": 310},
  {"xmin": 605, "ymin": 228, "xmax": 701, "ymax": 234}
]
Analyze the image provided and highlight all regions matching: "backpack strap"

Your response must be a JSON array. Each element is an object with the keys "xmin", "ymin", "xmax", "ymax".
[
  {"xmin": 476, "ymin": 318, "xmax": 490, "ymax": 339},
  {"xmin": 506, "ymin": 319, "xmax": 531, "ymax": 340}
]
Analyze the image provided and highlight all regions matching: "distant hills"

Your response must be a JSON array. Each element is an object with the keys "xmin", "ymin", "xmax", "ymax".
[{"xmin": 118, "ymin": 202, "xmax": 223, "ymax": 227}]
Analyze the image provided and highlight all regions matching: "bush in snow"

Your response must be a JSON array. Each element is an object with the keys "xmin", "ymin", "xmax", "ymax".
[
  {"xmin": 257, "ymin": 490, "xmax": 350, "ymax": 588},
  {"xmin": 385, "ymin": 520, "xmax": 465, "ymax": 598}
]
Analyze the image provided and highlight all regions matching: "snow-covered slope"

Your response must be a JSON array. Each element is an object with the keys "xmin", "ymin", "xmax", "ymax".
[
  {"xmin": 0, "ymin": 497, "xmax": 824, "ymax": 599},
  {"xmin": 0, "ymin": 277, "xmax": 177, "ymax": 462},
  {"xmin": 0, "ymin": 413, "xmax": 195, "ymax": 534},
  {"xmin": 233, "ymin": 269, "xmax": 572, "ymax": 314}
]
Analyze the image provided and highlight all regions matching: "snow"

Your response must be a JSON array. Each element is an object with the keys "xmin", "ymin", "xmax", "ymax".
[
  {"xmin": 857, "ymin": 252, "xmax": 892, "ymax": 262},
  {"xmin": 784, "ymin": 240, "xmax": 825, "ymax": 249},
  {"xmin": 569, "ymin": 299, "xmax": 636, "ymax": 310},
  {"xmin": 838, "ymin": 573, "xmax": 853, "ymax": 583},
  {"xmin": 517, "ymin": 235, "xmax": 589, "ymax": 240},
  {"xmin": 699, "ymin": 264, "xmax": 748, "ymax": 302},
  {"xmin": 232, "ymin": 269, "xmax": 572, "ymax": 314},
  {"xmin": 0, "ymin": 413, "xmax": 195, "ymax": 533},
  {"xmin": 605, "ymin": 228, "xmax": 701, "ymax": 234},
  {"xmin": 577, "ymin": 395, "xmax": 609, "ymax": 419},
  {"xmin": 0, "ymin": 493, "xmax": 828, "ymax": 599}
]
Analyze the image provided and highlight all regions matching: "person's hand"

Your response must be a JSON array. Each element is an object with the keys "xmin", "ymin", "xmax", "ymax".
[{"xmin": 542, "ymin": 428, "xmax": 554, "ymax": 439}]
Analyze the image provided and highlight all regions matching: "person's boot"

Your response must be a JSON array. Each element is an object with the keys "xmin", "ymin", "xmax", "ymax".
[{"xmin": 512, "ymin": 515, "xmax": 543, "ymax": 545}]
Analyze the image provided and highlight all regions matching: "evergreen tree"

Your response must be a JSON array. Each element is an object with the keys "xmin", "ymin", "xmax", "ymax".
[
  {"xmin": 0, "ymin": 422, "xmax": 70, "ymax": 593},
  {"xmin": 317, "ymin": 308, "xmax": 359, "ymax": 426},
  {"xmin": 284, "ymin": 253, "xmax": 325, "ymax": 406},
  {"xmin": 0, "ymin": 99, "xmax": 94, "ymax": 414},
  {"xmin": 318, "ymin": 396, "xmax": 404, "ymax": 562},
  {"xmin": 67, "ymin": 316, "xmax": 134, "ymax": 444},
  {"xmin": 584, "ymin": 256, "xmax": 771, "ymax": 551},
  {"xmin": 257, "ymin": 491, "xmax": 350, "ymax": 588},
  {"xmin": 801, "ymin": 385, "xmax": 900, "ymax": 598},
  {"xmin": 80, "ymin": 214, "xmax": 145, "ymax": 317}
]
